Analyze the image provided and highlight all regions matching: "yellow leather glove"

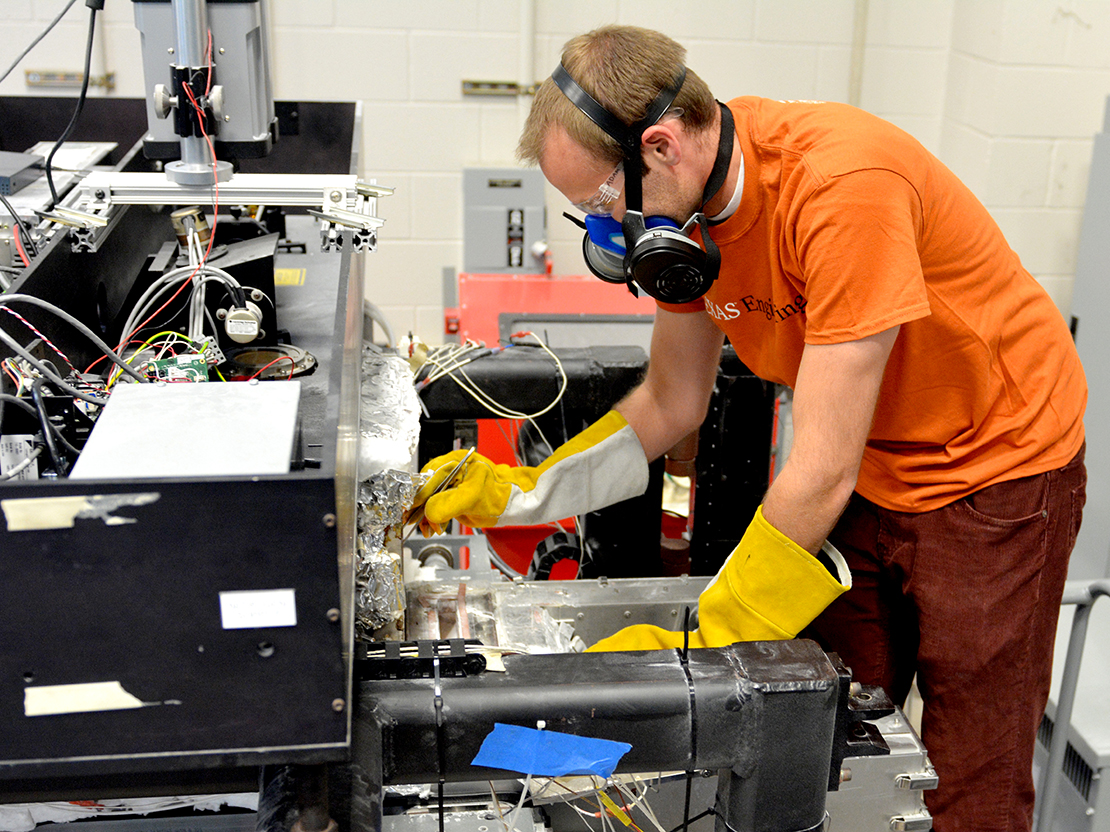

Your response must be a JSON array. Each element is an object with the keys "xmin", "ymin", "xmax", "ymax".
[
  {"xmin": 588, "ymin": 505, "xmax": 850, "ymax": 651},
  {"xmin": 407, "ymin": 410, "xmax": 649, "ymax": 537}
]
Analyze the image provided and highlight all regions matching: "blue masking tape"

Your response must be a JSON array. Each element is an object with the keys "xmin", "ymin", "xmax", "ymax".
[{"xmin": 471, "ymin": 723, "xmax": 632, "ymax": 779}]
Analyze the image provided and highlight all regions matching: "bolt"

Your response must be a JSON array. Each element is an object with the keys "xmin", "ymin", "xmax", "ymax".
[
  {"xmin": 623, "ymin": 610, "xmax": 632, "ymax": 619},
  {"xmin": 327, "ymin": 608, "xmax": 340, "ymax": 623},
  {"xmin": 330, "ymin": 190, "xmax": 343, "ymax": 203},
  {"xmin": 167, "ymin": 47, "xmax": 175, "ymax": 54},
  {"xmin": 671, "ymin": 609, "xmax": 678, "ymax": 616},
  {"xmin": 323, "ymin": 513, "xmax": 337, "ymax": 528},
  {"xmin": 576, "ymin": 612, "xmax": 585, "ymax": 620},
  {"xmin": 332, "ymin": 698, "xmax": 346, "ymax": 713},
  {"xmin": 219, "ymin": 47, "xmax": 226, "ymax": 54},
  {"xmin": 224, "ymin": 115, "xmax": 230, "ymax": 122},
  {"xmin": 95, "ymin": 189, "xmax": 105, "ymax": 200}
]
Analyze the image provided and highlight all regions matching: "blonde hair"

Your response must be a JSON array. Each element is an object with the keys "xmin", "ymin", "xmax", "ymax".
[{"xmin": 517, "ymin": 25, "xmax": 717, "ymax": 166}]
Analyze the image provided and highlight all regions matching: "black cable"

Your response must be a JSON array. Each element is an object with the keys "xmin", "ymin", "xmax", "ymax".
[
  {"xmin": 44, "ymin": 4, "xmax": 99, "ymax": 209},
  {"xmin": 665, "ymin": 808, "xmax": 716, "ymax": 832},
  {"xmin": 0, "ymin": 193, "xmax": 39, "ymax": 257},
  {"xmin": 0, "ymin": 0, "xmax": 79, "ymax": 86},
  {"xmin": 31, "ymin": 380, "xmax": 65, "ymax": 476},
  {"xmin": 679, "ymin": 605, "xmax": 696, "ymax": 832}
]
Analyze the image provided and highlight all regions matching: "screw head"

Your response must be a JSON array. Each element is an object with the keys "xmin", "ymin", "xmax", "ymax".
[
  {"xmin": 332, "ymin": 698, "xmax": 345, "ymax": 712},
  {"xmin": 326, "ymin": 608, "xmax": 340, "ymax": 623},
  {"xmin": 330, "ymin": 190, "xmax": 343, "ymax": 203},
  {"xmin": 323, "ymin": 513, "xmax": 337, "ymax": 528}
]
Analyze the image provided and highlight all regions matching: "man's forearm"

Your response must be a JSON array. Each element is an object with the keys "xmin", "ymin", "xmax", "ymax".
[{"xmin": 760, "ymin": 460, "xmax": 856, "ymax": 554}]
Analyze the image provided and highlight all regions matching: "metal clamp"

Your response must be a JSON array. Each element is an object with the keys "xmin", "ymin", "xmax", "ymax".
[
  {"xmin": 895, "ymin": 768, "xmax": 939, "ymax": 791},
  {"xmin": 890, "ymin": 812, "xmax": 934, "ymax": 831}
]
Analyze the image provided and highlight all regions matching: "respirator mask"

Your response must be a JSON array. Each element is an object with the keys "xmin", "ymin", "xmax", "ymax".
[{"xmin": 551, "ymin": 63, "xmax": 734, "ymax": 304}]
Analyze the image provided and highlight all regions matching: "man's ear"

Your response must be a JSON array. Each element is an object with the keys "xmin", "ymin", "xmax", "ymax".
[{"xmin": 640, "ymin": 123, "xmax": 683, "ymax": 168}]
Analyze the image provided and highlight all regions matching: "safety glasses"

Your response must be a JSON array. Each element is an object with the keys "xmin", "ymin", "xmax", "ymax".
[{"xmin": 572, "ymin": 161, "xmax": 623, "ymax": 216}]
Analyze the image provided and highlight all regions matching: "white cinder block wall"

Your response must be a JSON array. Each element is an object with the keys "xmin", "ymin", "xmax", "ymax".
[{"xmin": 2, "ymin": 1, "xmax": 1109, "ymax": 344}]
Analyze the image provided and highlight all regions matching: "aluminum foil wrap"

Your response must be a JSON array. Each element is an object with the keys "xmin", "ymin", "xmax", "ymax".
[
  {"xmin": 359, "ymin": 345, "xmax": 421, "ymax": 479},
  {"xmin": 356, "ymin": 346, "xmax": 424, "ymax": 638},
  {"xmin": 356, "ymin": 469, "xmax": 426, "ymax": 639}
]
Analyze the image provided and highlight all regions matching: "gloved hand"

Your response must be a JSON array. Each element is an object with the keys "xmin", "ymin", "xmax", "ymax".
[
  {"xmin": 407, "ymin": 410, "xmax": 649, "ymax": 536},
  {"xmin": 588, "ymin": 505, "xmax": 850, "ymax": 651}
]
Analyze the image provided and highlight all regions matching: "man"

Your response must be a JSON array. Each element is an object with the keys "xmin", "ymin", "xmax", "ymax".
[{"xmin": 411, "ymin": 25, "xmax": 1087, "ymax": 832}]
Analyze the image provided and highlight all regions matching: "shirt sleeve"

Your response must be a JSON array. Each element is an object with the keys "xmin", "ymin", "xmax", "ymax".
[
  {"xmin": 792, "ymin": 168, "xmax": 932, "ymax": 344},
  {"xmin": 654, "ymin": 298, "xmax": 706, "ymax": 314}
]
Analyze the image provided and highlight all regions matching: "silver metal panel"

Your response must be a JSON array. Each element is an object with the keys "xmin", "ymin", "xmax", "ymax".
[
  {"xmin": 825, "ymin": 711, "xmax": 934, "ymax": 832},
  {"xmin": 1069, "ymin": 95, "xmax": 1110, "ymax": 582},
  {"xmin": 70, "ymin": 380, "xmax": 300, "ymax": 479}
]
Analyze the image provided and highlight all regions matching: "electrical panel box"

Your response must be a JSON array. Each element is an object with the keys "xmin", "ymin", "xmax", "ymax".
[{"xmin": 463, "ymin": 168, "xmax": 546, "ymax": 273}]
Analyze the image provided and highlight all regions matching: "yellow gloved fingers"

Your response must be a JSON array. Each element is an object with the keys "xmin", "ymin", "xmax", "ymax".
[
  {"xmin": 406, "ymin": 449, "xmax": 471, "ymax": 524},
  {"xmin": 588, "ymin": 624, "xmax": 705, "ymax": 653},
  {"xmin": 587, "ymin": 506, "xmax": 851, "ymax": 652},
  {"xmin": 423, "ymin": 457, "xmax": 517, "ymax": 528}
]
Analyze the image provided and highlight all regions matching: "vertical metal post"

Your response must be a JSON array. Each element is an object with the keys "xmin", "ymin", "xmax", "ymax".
[
  {"xmin": 166, "ymin": 0, "xmax": 233, "ymax": 185},
  {"xmin": 1035, "ymin": 580, "xmax": 1110, "ymax": 832}
]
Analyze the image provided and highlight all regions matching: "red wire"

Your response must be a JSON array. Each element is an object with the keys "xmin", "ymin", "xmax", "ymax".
[
  {"xmin": 3, "ymin": 361, "xmax": 21, "ymax": 387},
  {"xmin": 205, "ymin": 29, "xmax": 213, "ymax": 95},
  {"xmin": 118, "ymin": 70, "xmax": 221, "ymax": 356},
  {"xmin": 11, "ymin": 228, "xmax": 29, "ymax": 267},
  {"xmin": 247, "ymin": 355, "xmax": 296, "ymax": 380},
  {"xmin": 1, "ymin": 307, "xmax": 77, "ymax": 373}
]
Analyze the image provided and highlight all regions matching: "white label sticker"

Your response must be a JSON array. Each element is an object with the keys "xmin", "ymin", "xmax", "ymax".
[
  {"xmin": 219, "ymin": 588, "xmax": 297, "ymax": 629},
  {"xmin": 25, "ymin": 681, "xmax": 145, "ymax": 717}
]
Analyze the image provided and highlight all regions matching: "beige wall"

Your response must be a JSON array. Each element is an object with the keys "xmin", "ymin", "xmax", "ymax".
[{"xmin": 3, "ymin": 1, "xmax": 1109, "ymax": 344}]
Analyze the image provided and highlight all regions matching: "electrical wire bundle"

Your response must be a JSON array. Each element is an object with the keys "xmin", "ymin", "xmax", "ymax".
[
  {"xmin": 0, "ymin": 294, "xmax": 144, "ymax": 479},
  {"xmin": 488, "ymin": 774, "xmax": 680, "ymax": 832},
  {"xmin": 410, "ymin": 332, "xmax": 594, "ymax": 578},
  {"xmin": 414, "ymin": 333, "xmax": 568, "ymax": 422}
]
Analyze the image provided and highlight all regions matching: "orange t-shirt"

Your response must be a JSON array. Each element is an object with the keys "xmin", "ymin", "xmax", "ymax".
[{"xmin": 662, "ymin": 97, "xmax": 1086, "ymax": 512}]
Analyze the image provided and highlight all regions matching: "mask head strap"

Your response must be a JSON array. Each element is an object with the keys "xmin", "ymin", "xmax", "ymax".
[{"xmin": 550, "ymin": 63, "xmax": 686, "ymax": 214}]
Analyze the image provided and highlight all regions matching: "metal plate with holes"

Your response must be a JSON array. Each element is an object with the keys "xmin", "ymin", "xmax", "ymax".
[{"xmin": 825, "ymin": 710, "xmax": 935, "ymax": 832}]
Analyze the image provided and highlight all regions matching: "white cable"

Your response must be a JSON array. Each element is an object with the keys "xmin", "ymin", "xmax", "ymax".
[
  {"xmin": 504, "ymin": 774, "xmax": 533, "ymax": 832},
  {"xmin": 2, "ymin": 444, "xmax": 43, "ymax": 480},
  {"xmin": 434, "ymin": 341, "xmax": 567, "ymax": 420},
  {"xmin": 117, "ymin": 263, "xmax": 241, "ymax": 348},
  {"xmin": 614, "ymin": 779, "xmax": 665, "ymax": 832}
]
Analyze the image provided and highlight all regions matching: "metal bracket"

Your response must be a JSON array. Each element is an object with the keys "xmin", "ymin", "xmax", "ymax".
[
  {"xmin": 39, "ymin": 203, "xmax": 123, "ymax": 254},
  {"xmin": 890, "ymin": 811, "xmax": 934, "ymax": 831},
  {"xmin": 895, "ymin": 768, "xmax": 939, "ymax": 791}
]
